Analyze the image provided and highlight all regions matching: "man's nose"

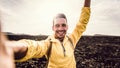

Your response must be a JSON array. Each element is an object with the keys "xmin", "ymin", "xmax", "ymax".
[{"xmin": 58, "ymin": 26, "xmax": 64, "ymax": 30}]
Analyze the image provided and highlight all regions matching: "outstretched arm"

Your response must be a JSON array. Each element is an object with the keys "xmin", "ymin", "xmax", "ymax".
[
  {"xmin": 5, "ymin": 40, "xmax": 28, "ymax": 60},
  {"xmin": 0, "ymin": 20, "xmax": 28, "ymax": 61}
]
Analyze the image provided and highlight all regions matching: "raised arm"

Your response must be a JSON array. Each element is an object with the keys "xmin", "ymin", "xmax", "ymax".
[{"xmin": 69, "ymin": 0, "xmax": 91, "ymax": 46}]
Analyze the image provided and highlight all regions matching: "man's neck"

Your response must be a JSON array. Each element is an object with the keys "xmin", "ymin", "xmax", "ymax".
[
  {"xmin": 58, "ymin": 38, "xmax": 63, "ymax": 42},
  {"xmin": 55, "ymin": 37, "xmax": 64, "ymax": 42}
]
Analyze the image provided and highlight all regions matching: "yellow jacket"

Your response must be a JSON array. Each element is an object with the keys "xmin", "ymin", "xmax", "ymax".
[{"xmin": 16, "ymin": 7, "xmax": 91, "ymax": 68}]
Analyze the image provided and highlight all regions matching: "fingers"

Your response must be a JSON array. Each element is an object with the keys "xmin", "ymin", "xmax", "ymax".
[
  {"xmin": 0, "ymin": 16, "xmax": 15, "ymax": 68},
  {"xmin": 0, "ymin": 20, "xmax": 8, "ymax": 52},
  {"xmin": 0, "ymin": 22, "xmax": 6, "ymax": 53},
  {"xmin": 84, "ymin": 0, "xmax": 91, "ymax": 7}
]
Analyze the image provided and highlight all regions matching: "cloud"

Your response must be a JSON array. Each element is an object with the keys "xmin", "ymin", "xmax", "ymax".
[
  {"xmin": 0, "ymin": 0, "xmax": 120, "ymax": 35},
  {"xmin": 93, "ymin": 0, "xmax": 120, "ymax": 21},
  {"xmin": 84, "ymin": 0, "xmax": 120, "ymax": 35}
]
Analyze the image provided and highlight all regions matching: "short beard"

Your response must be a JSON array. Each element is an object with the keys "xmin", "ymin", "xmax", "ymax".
[
  {"xmin": 55, "ymin": 30, "xmax": 66, "ymax": 42},
  {"xmin": 55, "ymin": 35, "xmax": 65, "ymax": 42}
]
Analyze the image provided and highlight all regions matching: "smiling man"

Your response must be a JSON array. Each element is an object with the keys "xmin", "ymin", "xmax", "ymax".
[
  {"xmin": 1, "ymin": 0, "xmax": 91, "ymax": 68},
  {"xmin": 53, "ymin": 13, "xmax": 68, "ymax": 42}
]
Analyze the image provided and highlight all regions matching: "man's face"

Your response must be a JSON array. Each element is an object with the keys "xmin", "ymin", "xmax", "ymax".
[{"xmin": 52, "ymin": 18, "xmax": 68, "ymax": 39}]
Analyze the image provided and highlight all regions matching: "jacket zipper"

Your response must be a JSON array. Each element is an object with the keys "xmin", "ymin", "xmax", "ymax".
[{"xmin": 61, "ymin": 42, "xmax": 66, "ymax": 57}]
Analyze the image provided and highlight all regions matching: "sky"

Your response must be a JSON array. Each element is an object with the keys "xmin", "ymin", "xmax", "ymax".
[{"xmin": 0, "ymin": 0, "xmax": 120, "ymax": 36}]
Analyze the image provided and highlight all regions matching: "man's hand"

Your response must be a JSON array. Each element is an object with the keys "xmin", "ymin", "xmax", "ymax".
[
  {"xmin": 84, "ymin": 0, "xmax": 91, "ymax": 7},
  {"xmin": 0, "ymin": 23, "xmax": 15, "ymax": 68}
]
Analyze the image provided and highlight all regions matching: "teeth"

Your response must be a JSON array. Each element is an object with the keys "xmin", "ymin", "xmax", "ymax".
[{"xmin": 59, "ymin": 32, "xmax": 64, "ymax": 34}]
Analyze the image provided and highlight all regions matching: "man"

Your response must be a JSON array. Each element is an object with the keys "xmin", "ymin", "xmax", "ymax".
[{"xmin": 0, "ymin": 0, "xmax": 91, "ymax": 68}]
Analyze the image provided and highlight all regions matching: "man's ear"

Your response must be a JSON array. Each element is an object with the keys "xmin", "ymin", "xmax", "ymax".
[{"xmin": 66, "ymin": 24, "xmax": 68, "ymax": 30}]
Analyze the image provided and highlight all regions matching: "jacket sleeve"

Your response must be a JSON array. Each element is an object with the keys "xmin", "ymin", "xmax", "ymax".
[
  {"xmin": 69, "ymin": 7, "xmax": 91, "ymax": 47},
  {"xmin": 15, "ymin": 39, "xmax": 49, "ymax": 62}
]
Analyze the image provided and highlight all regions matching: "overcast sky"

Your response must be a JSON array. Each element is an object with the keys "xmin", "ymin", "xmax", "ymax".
[{"xmin": 0, "ymin": 0, "xmax": 120, "ymax": 36}]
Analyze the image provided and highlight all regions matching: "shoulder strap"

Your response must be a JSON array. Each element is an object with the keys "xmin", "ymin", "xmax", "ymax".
[
  {"xmin": 45, "ymin": 39, "xmax": 52, "ymax": 68},
  {"xmin": 66, "ymin": 36, "xmax": 74, "ymax": 49},
  {"xmin": 47, "ymin": 40, "xmax": 52, "ymax": 59}
]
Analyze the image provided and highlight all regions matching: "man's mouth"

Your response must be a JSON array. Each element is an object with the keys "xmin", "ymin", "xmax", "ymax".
[{"xmin": 58, "ymin": 31, "xmax": 64, "ymax": 35}]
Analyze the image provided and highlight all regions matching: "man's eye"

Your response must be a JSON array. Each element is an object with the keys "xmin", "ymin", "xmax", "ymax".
[
  {"xmin": 55, "ymin": 24, "xmax": 60, "ymax": 27},
  {"xmin": 55, "ymin": 24, "xmax": 67, "ymax": 27},
  {"xmin": 62, "ymin": 24, "xmax": 66, "ymax": 27}
]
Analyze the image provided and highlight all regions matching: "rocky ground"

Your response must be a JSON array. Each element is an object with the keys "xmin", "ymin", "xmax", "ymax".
[{"xmin": 7, "ymin": 34, "xmax": 120, "ymax": 68}]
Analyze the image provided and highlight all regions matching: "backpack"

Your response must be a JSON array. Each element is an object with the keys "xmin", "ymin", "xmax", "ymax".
[{"xmin": 45, "ymin": 36, "xmax": 74, "ymax": 68}]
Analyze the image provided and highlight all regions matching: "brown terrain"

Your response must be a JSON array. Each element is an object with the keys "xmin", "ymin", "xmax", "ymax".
[{"xmin": 6, "ymin": 33, "xmax": 120, "ymax": 68}]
